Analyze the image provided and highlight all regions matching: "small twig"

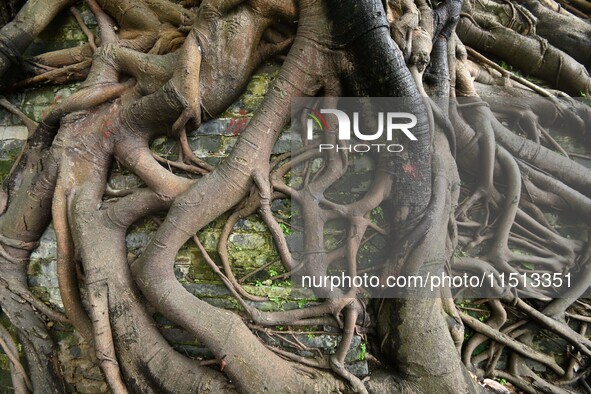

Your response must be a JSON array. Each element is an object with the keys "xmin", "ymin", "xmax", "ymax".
[
  {"xmin": 263, "ymin": 343, "xmax": 330, "ymax": 369},
  {"xmin": 539, "ymin": 127, "xmax": 569, "ymax": 158},
  {"xmin": 192, "ymin": 234, "xmax": 255, "ymax": 314},
  {"xmin": 152, "ymin": 152, "xmax": 207, "ymax": 175},
  {"xmin": 566, "ymin": 312, "xmax": 591, "ymax": 324},
  {"xmin": 0, "ymin": 323, "xmax": 33, "ymax": 391},
  {"xmin": 13, "ymin": 60, "xmax": 92, "ymax": 88},
  {"xmin": 466, "ymin": 47, "xmax": 566, "ymax": 97},
  {"xmin": 238, "ymin": 259, "xmax": 277, "ymax": 283},
  {"xmin": 557, "ymin": 0, "xmax": 590, "ymax": 18},
  {"xmin": 86, "ymin": 0, "xmax": 118, "ymax": 44},
  {"xmin": 217, "ymin": 199, "xmax": 268, "ymax": 302},
  {"xmin": 0, "ymin": 96, "xmax": 38, "ymax": 136},
  {"xmin": 70, "ymin": 7, "xmax": 97, "ymax": 51},
  {"xmin": 568, "ymin": 152, "xmax": 591, "ymax": 161},
  {"xmin": 179, "ymin": 128, "xmax": 214, "ymax": 172},
  {"xmin": 253, "ymin": 170, "xmax": 295, "ymax": 272}
]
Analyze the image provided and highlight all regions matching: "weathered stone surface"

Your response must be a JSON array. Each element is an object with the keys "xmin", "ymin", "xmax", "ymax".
[
  {"xmin": 0, "ymin": 125, "xmax": 27, "ymax": 140},
  {"xmin": 345, "ymin": 361, "xmax": 370, "ymax": 378},
  {"xmin": 28, "ymin": 226, "xmax": 63, "ymax": 309}
]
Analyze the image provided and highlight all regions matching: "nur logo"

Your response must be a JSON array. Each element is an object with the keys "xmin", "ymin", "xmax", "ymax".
[
  {"xmin": 305, "ymin": 108, "xmax": 328, "ymax": 133},
  {"xmin": 305, "ymin": 108, "xmax": 418, "ymax": 153}
]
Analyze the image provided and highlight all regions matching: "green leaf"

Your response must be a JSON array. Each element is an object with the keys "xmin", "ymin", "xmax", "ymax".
[
  {"xmin": 358, "ymin": 343, "xmax": 367, "ymax": 361},
  {"xmin": 279, "ymin": 222, "xmax": 293, "ymax": 235}
]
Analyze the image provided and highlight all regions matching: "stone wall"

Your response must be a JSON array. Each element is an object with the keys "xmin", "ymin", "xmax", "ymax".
[{"xmin": 0, "ymin": 5, "xmax": 368, "ymax": 392}]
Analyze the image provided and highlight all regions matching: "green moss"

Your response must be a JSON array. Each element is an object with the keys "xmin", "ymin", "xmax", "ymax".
[
  {"xmin": 54, "ymin": 329, "xmax": 79, "ymax": 346},
  {"xmin": 188, "ymin": 254, "xmax": 223, "ymax": 283},
  {"xmin": 241, "ymin": 96, "xmax": 264, "ymax": 112},
  {"xmin": 0, "ymin": 160, "xmax": 13, "ymax": 183},
  {"xmin": 358, "ymin": 342, "xmax": 367, "ymax": 361},
  {"xmin": 0, "ymin": 147, "xmax": 22, "ymax": 183},
  {"xmin": 28, "ymin": 287, "xmax": 50, "ymax": 304},
  {"xmin": 246, "ymin": 76, "xmax": 271, "ymax": 97},
  {"xmin": 0, "ymin": 354, "xmax": 10, "ymax": 371},
  {"xmin": 227, "ymin": 232, "xmax": 279, "ymax": 274},
  {"xmin": 129, "ymin": 218, "xmax": 158, "ymax": 233},
  {"xmin": 27, "ymin": 260, "xmax": 45, "ymax": 277}
]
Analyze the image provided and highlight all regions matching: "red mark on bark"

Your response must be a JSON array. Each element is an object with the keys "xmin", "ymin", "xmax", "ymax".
[
  {"xmin": 103, "ymin": 120, "xmax": 114, "ymax": 139},
  {"xmin": 402, "ymin": 164, "xmax": 417, "ymax": 178},
  {"xmin": 228, "ymin": 118, "xmax": 248, "ymax": 136}
]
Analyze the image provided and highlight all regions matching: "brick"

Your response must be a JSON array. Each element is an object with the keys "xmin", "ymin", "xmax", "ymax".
[{"xmin": 0, "ymin": 125, "xmax": 27, "ymax": 140}]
